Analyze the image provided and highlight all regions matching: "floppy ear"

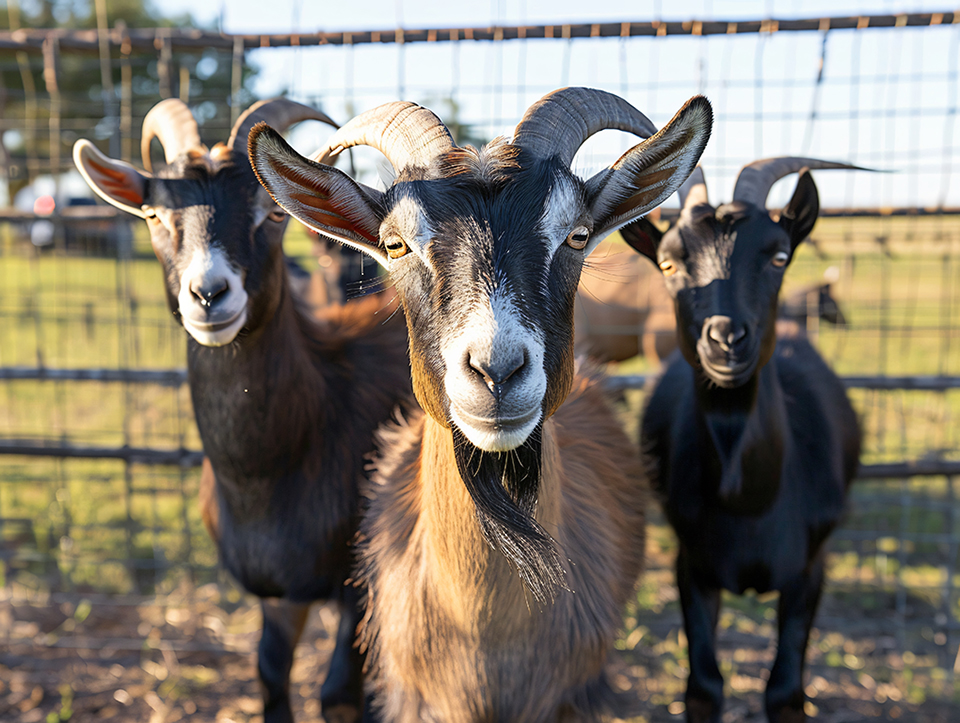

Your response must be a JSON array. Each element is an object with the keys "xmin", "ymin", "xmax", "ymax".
[
  {"xmin": 584, "ymin": 95, "xmax": 712, "ymax": 255},
  {"xmin": 779, "ymin": 168, "xmax": 820, "ymax": 252},
  {"xmin": 248, "ymin": 123, "xmax": 389, "ymax": 266},
  {"xmin": 73, "ymin": 139, "xmax": 148, "ymax": 218},
  {"xmin": 619, "ymin": 218, "xmax": 663, "ymax": 264}
]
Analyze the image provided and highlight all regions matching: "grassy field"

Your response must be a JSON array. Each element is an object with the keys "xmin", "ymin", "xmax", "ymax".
[{"xmin": 1, "ymin": 214, "xmax": 959, "ymax": 718}]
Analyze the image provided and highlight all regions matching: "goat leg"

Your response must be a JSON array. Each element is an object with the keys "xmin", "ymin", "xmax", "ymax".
[
  {"xmin": 318, "ymin": 584, "xmax": 367, "ymax": 723},
  {"xmin": 765, "ymin": 554, "xmax": 825, "ymax": 723},
  {"xmin": 259, "ymin": 598, "xmax": 310, "ymax": 723},
  {"xmin": 677, "ymin": 546, "xmax": 724, "ymax": 723}
]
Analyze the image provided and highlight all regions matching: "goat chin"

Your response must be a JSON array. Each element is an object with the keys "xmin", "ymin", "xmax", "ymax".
[
  {"xmin": 182, "ymin": 309, "xmax": 247, "ymax": 347},
  {"xmin": 448, "ymin": 404, "xmax": 542, "ymax": 452}
]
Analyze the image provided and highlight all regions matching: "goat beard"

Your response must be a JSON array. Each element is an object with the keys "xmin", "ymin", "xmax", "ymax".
[{"xmin": 451, "ymin": 424, "xmax": 567, "ymax": 605}]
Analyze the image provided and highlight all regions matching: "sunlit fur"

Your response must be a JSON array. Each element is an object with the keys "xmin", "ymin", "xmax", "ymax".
[
  {"xmin": 361, "ymin": 369, "xmax": 646, "ymax": 722},
  {"xmin": 247, "ymin": 96, "xmax": 713, "ymax": 721}
]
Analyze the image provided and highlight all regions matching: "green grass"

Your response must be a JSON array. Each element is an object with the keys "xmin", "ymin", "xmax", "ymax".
[{"xmin": 0, "ymin": 216, "xmax": 958, "ymax": 629}]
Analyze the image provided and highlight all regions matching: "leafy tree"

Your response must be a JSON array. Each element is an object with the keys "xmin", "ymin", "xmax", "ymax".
[{"xmin": 1, "ymin": 0, "xmax": 259, "ymax": 197}]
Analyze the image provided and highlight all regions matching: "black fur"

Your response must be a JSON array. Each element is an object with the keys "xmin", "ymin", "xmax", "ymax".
[{"xmin": 451, "ymin": 425, "xmax": 566, "ymax": 604}]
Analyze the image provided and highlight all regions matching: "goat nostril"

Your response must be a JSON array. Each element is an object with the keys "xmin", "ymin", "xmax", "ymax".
[
  {"xmin": 468, "ymin": 351, "xmax": 526, "ymax": 391},
  {"xmin": 191, "ymin": 280, "xmax": 229, "ymax": 308}
]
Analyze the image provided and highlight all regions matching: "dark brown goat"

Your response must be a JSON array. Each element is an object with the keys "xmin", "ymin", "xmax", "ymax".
[
  {"xmin": 624, "ymin": 158, "xmax": 863, "ymax": 723},
  {"xmin": 251, "ymin": 88, "xmax": 712, "ymax": 721},
  {"xmin": 74, "ymin": 99, "xmax": 412, "ymax": 722}
]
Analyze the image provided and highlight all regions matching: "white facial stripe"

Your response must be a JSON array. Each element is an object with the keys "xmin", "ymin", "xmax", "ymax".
[
  {"xmin": 539, "ymin": 174, "xmax": 584, "ymax": 267},
  {"xmin": 382, "ymin": 195, "xmax": 435, "ymax": 270},
  {"xmin": 177, "ymin": 246, "xmax": 249, "ymax": 347},
  {"xmin": 441, "ymin": 286, "xmax": 547, "ymax": 452}
]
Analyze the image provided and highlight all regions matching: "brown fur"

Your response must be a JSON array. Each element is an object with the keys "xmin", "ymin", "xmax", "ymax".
[
  {"xmin": 575, "ymin": 238, "xmax": 677, "ymax": 363},
  {"xmin": 358, "ymin": 367, "xmax": 648, "ymax": 722}
]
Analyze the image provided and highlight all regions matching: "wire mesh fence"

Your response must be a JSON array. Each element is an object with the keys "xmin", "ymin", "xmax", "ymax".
[{"xmin": 1, "ymin": 10, "xmax": 960, "ymax": 720}]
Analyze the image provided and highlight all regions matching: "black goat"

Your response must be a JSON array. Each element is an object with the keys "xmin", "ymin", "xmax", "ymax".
[
  {"xmin": 623, "ymin": 158, "xmax": 862, "ymax": 723},
  {"xmin": 74, "ymin": 99, "xmax": 413, "ymax": 722}
]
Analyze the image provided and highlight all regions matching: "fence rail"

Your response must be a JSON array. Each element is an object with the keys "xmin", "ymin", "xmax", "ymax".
[{"xmin": 1, "ymin": 12, "xmax": 958, "ymax": 55}]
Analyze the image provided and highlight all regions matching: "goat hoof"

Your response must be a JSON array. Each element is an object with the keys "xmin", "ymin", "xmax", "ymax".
[
  {"xmin": 769, "ymin": 705, "xmax": 806, "ymax": 723},
  {"xmin": 322, "ymin": 703, "xmax": 361, "ymax": 723},
  {"xmin": 684, "ymin": 695, "xmax": 721, "ymax": 723}
]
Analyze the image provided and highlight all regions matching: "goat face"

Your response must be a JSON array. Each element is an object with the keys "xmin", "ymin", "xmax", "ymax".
[
  {"xmin": 74, "ymin": 143, "xmax": 285, "ymax": 347},
  {"xmin": 624, "ymin": 168, "xmax": 821, "ymax": 388},
  {"xmin": 142, "ymin": 159, "xmax": 288, "ymax": 347},
  {"xmin": 376, "ymin": 148, "xmax": 593, "ymax": 451},
  {"xmin": 74, "ymin": 98, "xmax": 339, "ymax": 348},
  {"xmin": 251, "ymin": 92, "xmax": 713, "ymax": 452}
]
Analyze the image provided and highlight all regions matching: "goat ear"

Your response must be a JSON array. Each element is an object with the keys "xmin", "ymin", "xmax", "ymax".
[
  {"xmin": 779, "ymin": 169, "xmax": 819, "ymax": 252},
  {"xmin": 584, "ymin": 95, "xmax": 712, "ymax": 255},
  {"xmin": 73, "ymin": 139, "xmax": 148, "ymax": 218},
  {"xmin": 619, "ymin": 218, "xmax": 662, "ymax": 263},
  {"xmin": 248, "ymin": 123, "xmax": 389, "ymax": 266}
]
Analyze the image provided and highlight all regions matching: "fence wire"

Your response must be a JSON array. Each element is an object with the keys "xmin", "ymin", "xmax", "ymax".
[{"xmin": 0, "ymin": 13, "xmax": 959, "ymax": 717}]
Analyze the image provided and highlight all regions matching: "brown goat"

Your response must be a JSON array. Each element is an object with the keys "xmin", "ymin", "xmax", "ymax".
[
  {"xmin": 250, "ymin": 87, "xmax": 713, "ymax": 721},
  {"xmin": 575, "ymin": 235, "xmax": 676, "ymax": 363}
]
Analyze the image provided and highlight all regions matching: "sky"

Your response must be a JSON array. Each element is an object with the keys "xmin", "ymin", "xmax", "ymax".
[{"xmin": 86, "ymin": 1, "xmax": 960, "ymax": 208}]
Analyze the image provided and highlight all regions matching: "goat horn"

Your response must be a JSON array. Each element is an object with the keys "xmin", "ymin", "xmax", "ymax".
[
  {"xmin": 732, "ymin": 157, "xmax": 869, "ymax": 207},
  {"xmin": 512, "ymin": 87, "xmax": 658, "ymax": 166},
  {"xmin": 140, "ymin": 98, "xmax": 203, "ymax": 172},
  {"xmin": 678, "ymin": 166, "xmax": 709, "ymax": 209},
  {"xmin": 312, "ymin": 101, "xmax": 455, "ymax": 171},
  {"xmin": 228, "ymin": 98, "xmax": 340, "ymax": 156}
]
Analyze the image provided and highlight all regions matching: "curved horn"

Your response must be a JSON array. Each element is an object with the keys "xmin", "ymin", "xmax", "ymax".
[
  {"xmin": 140, "ymin": 98, "xmax": 203, "ymax": 172},
  {"xmin": 732, "ymin": 157, "xmax": 868, "ymax": 207},
  {"xmin": 312, "ymin": 101, "xmax": 455, "ymax": 171},
  {"xmin": 512, "ymin": 87, "xmax": 658, "ymax": 166},
  {"xmin": 228, "ymin": 98, "xmax": 340, "ymax": 156},
  {"xmin": 678, "ymin": 165, "xmax": 708, "ymax": 210}
]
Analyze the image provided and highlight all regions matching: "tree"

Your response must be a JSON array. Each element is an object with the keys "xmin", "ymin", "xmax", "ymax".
[{"xmin": 1, "ymin": 0, "xmax": 259, "ymax": 198}]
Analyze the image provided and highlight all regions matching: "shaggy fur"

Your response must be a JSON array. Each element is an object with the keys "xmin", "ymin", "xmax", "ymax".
[{"xmin": 359, "ymin": 368, "xmax": 647, "ymax": 723}]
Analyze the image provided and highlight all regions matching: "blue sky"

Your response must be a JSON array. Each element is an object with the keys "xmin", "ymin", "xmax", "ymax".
[{"xmin": 158, "ymin": 0, "xmax": 958, "ymax": 208}]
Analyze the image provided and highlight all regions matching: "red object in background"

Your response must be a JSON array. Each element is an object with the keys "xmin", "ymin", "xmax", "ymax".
[{"xmin": 33, "ymin": 195, "xmax": 56, "ymax": 216}]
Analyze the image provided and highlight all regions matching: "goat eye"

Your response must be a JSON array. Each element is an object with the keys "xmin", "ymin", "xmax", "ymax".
[
  {"xmin": 383, "ymin": 235, "xmax": 409, "ymax": 259},
  {"xmin": 772, "ymin": 251, "xmax": 789, "ymax": 268},
  {"xmin": 659, "ymin": 260, "xmax": 677, "ymax": 277},
  {"xmin": 268, "ymin": 209, "xmax": 286, "ymax": 223},
  {"xmin": 566, "ymin": 226, "xmax": 590, "ymax": 250}
]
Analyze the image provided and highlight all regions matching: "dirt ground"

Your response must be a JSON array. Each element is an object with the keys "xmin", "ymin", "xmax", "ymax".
[{"xmin": 2, "ymin": 580, "xmax": 958, "ymax": 723}]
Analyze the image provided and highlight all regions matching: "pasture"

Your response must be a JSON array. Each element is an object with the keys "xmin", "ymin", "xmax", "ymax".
[{"xmin": 1, "ymin": 215, "xmax": 958, "ymax": 721}]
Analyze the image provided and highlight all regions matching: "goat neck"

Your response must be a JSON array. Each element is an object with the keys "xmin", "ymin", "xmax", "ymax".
[
  {"xmin": 694, "ymin": 358, "xmax": 788, "ymax": 515},
  {"xmin": 419, "ymin": 413, "xmax": 564, "ymax": 625}
]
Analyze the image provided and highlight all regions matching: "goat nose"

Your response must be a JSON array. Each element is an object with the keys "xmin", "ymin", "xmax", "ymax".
[
  {"xmin": 705, "ymin": 316, "xmax": 747, "ymax": 351},
  {"xmin": 190, "ymin": 279, "xmax": 229, "ymax": 308},
  {"xmin": 468, "ymin": 349, "xmax": 526, "ymax": 393}
]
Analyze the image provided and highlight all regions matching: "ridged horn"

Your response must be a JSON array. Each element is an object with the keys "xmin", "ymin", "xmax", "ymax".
[
  {"xmin": 512, "ymin": 87, "xmax": 658, "ymax": 166},
  {"xmin": 732, "ymin": 157, "xmax": 869, "ymax": 207},
  {"xmin": 312, "ymin": 101, "xmax": 455, "ymax": 171},
  {"xmin": 228, "ymin": 98, "xmax": 339, "ymax": 156},
  {"xmin": 140, "ymin": 98, "xmax": 203, "ymax": 172},
  {"xmin": 678, "ymin": 166, "xmax": 709, "ymax": 210}
]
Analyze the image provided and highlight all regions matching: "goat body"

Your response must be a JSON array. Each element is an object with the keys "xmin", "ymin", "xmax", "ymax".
[
  {"xmin": 250, "ymin": 88, "xmax": 713, "ymax": 722},
  {"xmin": 628, "ymin": 159, "xmax": 862, "ymax": 723},
  {"xmin": 74, "ymin": 99, "xmax": 414, "ymax": 722},
  {"xmin": 575, "ymin": 238, "xmax": 675, "ymax": 363},
  {"xmin": 359, "ymin": 372, "xmax": 646, "ymax": 722}
]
